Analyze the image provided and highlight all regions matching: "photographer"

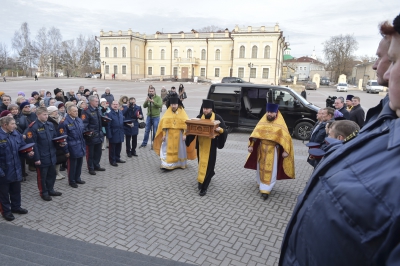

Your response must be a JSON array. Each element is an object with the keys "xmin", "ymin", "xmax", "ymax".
[
  {"xmin": 163, "ymin": 87, "xmax": 184, "ymax": 109},
  {"xmin": 123, "ymin": 97, "xmax": 143, "ymax": 157},
  {"xmin": 139, "ymin": 87, "xmax": 162, "ymax": 148}
]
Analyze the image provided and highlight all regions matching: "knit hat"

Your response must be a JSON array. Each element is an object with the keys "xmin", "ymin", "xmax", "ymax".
[
  {"xmin": 77, "ymin": 101, "xmax": 84, "ymax": 108},
  {"xmin": 0, "ymin": 110, "xmax": 11, "ymax": 117},
  {"xmin": 57, "ymin": 103, "xmax": 65, "ymax": 109},
  {"xmin": 84, "ymin": 89, "xmax": 90, "ymax": 95},
  {"xmin": 20, "ymin": 101, "xmax": 30, "ymax": 109},
  {"xmin": 70, "ymin": 97, "xmax": 77, "ymax": 102},
  {"xmin": 54, "ymin": 88, "xmax": 62, "ymax": 95},
  {"xmin": 47, "ymin": 106, "xmax": 58, "ymax": 113},
  {"xmin": 100, "ymin": 98, "xmax": 107, "ymax": 103},
  {"xmin": 0, "ymin": 91, "xmax": 4, "ymax": 97},
  {"xmin": 31, "ymin": 91, "xmax": 39, "ymax": 97},
  {"xmin": 17, "ymin": 91, "xmax": 25, "ymax": 97}
]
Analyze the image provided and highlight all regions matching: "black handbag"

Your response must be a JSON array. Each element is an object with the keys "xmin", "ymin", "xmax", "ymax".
[{"xmin": 139, "ymin": 122, "xmax": 146, "ymax": 129}]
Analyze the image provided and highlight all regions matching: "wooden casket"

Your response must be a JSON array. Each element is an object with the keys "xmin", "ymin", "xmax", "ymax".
[{"xmin": 186, "ymin": 118, "xmax": 220, "ymax": 138}]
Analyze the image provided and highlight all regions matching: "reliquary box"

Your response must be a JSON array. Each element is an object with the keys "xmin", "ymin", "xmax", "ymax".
[{"xmin": 185, "ymin": 118, "xmax": 220, "ymax": 138}]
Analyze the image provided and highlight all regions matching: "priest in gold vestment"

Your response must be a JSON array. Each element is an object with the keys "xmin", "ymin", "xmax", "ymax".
[
  {"xmin": 153, "ymin": 97, "xmax": 196, "ymax": 169},
  {"xmin": 244, "ymin": 103, "xmax": 295, "ymax": 200}
]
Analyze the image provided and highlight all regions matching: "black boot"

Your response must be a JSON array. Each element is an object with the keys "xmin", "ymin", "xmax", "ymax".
[
  {"xmin": 132, "ymin": 151, "xmax": 138, "ymax": 156},
  {"xmin": 262, "ymin": 193, "xmax": 269, "ymax": 200},
  {"xmin": 127, "ymin": 151, "xmax": 132, "ymax": 158}
]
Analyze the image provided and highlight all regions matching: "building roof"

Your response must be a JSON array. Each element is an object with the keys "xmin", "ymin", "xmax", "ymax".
[
  {"xmin": 283, "ymin": 54, "xmax": 294, "ymax": 60},
  {"xmin": 284, "ymin": 56, "xmax": 324, "ymax": 65}
]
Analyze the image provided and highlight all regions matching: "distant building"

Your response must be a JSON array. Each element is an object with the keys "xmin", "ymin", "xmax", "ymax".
[
  {"xmin": 351, "ymin": 61, "xmax": 376, "ymax": 86},
  {"xmin": 98, "ymin": 24, "xmax": 287, "ymax": 84},
  {"xmin": 283, "ymin": 48, "xmax": 325, "ymax": 81}
]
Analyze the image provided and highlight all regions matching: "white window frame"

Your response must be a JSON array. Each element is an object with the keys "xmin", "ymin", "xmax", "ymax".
[
  {"xmin": 250, "ymin": 68, "xmax": 256, "ymax": 78},
  {"xmin": 161, "ymin": 49, "xmax": 165, "ymax": 60},
  {"xmin": 239, "ymin": 45, "xmax": 245, "ymax": 58},
  {"xmin": 160, "ymin": 66, "xmax": 165, "ymax": 76},
  {"xmin": 262, "ymin": 68, "xmax": 270, "ymax": 79},
  {"xmin": 113, "ymin": 47, "xmax": 117, "ymax": 58},
  {"xmin": 148, "ymin": 67, "xmax": 153, "ymax": 75},
  {"xmin": 251, "ymin": 45, "xmax": 258, "ymax": 59},
  {"xmin": 113, "ymin": 65, "xmax": 118, "ymax": 74},
  {"xmin": 201, "ymin": 49, "xmax": 206, "ymax": 60},
  {"xmin": 122, "ymin": 65, "xmax": 127, "ymax": 74},
  {"xmin": 122, "ymin": 47, "xmax": 126, "ymax": 58},
  {"xmin": 238, "ymin": 67, "xmax": 244, "ymax": 78},
  {"xmin": 200, "ymin": 68, "xmax": 206, "ymax": 77},
  {"xmin": 105, "ymin": 65, "xmax": 109, "ymax": 74},
  {"xmin": 214, "ymin": 67, "xmax": 220, "ymax": 77},
  {"xmin": 215, "ymin": 49, "xmax": 221, "ymax": 60},
  {"xmin": 148, "ymin": 49, "xmax": 153, "ymax": 60}
]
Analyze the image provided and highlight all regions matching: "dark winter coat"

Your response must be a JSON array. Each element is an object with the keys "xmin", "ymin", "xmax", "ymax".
[
  {"xmin": 349, "ymin": 104, "xmax": 365, "ymax": 128},
  {"xmin": 122, "ymin": 105, "xmax": 143, "ymax": 136},
  {"xmin": 58, "ymin": 115, "xmax": 86, "ymax": 158},
  {"xmin": 105, "ymin": 109, "xmax": 124, "ymax": 143},
  {"xmin": 338, "ymin": 106, "xmax": 350, "ymax": 120},
  {"xmin": 47, "ymin": 116, "xmax": 67, "ymax": 164},
  {"xmin": 81, "ymin": 105, "xmax": 104, "ymax": 145}
]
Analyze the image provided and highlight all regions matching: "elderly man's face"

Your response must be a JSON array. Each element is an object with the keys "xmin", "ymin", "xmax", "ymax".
[
  {"xmin": 111, "ymin": 101, "xmax": 119, "ymax": 110},
  {"xmin": 384, "ymin": 32, "xmax": 400, "ymax": 113},
  {"xmin": 68, "ymin": 107, "xmax": 79, "ymax": 118},
  {"xmin": 373, "ymin": 37, "xmax": 391, "ymax": 87},
  {"xmin": 334, "ymin": 99, "xmax": 343, "ymax": 109},
  {"xmin": 90, "ymin": 98, "xmax": 99, "ymax": 108}
]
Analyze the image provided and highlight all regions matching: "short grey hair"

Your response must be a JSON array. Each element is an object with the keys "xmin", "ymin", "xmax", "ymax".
[
  {"xmin": 0, "ymin": 116, "xmax": 15, "ymax": 126},
  {"xmin": 88, "ymin": 95, "xmax": 98, "ymax": 102}
]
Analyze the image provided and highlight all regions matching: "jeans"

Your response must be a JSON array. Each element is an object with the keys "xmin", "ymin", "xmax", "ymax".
[{"xmin": 141, "ymin": 116, "xmax": 160, "ymax": 146}]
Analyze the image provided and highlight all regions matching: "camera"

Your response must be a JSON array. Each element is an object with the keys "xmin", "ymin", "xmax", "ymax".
[
  {"xmin": 129, "ymin": 102, "xmax": 134, "ymax": 108},
  {"xmin": 148, "ymin": 93, "xmax": 153, "ymax": 99},
  {"xmin": 326, "ymin": 96, "xmax": 337, "ymax": 108}
]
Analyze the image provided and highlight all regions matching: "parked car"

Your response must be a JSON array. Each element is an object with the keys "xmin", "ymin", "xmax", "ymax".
[
  {"xmin": 286, "ymin": 77, "xmax": 293, "ymax": 82},
  {"xmin": 336, "ymin": 83, "xmax": 348, "ymax": 92},
  {"xmin": 305, "ymin": 81, "xmax": 317, "ymax": 90},
  {"xmin": 366, "ymin": 80, "xmax": 384, "ymax": 94},
  {"xmin": 221, "ymin": 77, "xmax": 250, "ymax": 83},
  {"xmin": 206, "ymin": 83, "xmax": 319, "ymax": 140}
]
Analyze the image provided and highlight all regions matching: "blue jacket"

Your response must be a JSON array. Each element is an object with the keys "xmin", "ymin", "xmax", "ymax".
[
  {"xmin": 122, "ymin": 105, "xmax": 143, "ymax": 136},
  {"xmin": 25, "ymin": 120, "xmax": 58, "ymax": 167},
  {"xmin": 0, "ymin": 129, "xmax": 29, "ymax": 183},
  {"xmin": 280, "ymin": 103, "xmax": 400, "ymax": 266},
  {"xmin": 106, "ymin": 109, "xmax": 124, "ymax": 143},
  {"xmin": 82, "ymin": 105, "xmax": 104, "ymax": 145},
  {"xmin": 58, "ymin": 115, "xmax": 86, "ymax": 158},
  {"xmin": 309, "ymin": 121, "xmax": 327, "ymax": 144}
]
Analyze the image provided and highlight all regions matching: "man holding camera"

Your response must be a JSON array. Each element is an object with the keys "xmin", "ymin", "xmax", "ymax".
[
  {"xmin": 139, "ymin": 87, "xmax": 162, "ymax": 148},
  {"xmin": 82, "ymin": 95, "xmax": 105, "ymax": 175}
]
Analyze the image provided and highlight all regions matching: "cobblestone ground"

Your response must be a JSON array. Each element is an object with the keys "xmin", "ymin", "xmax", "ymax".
[{"xmin": 0, "ymin": 79, "xmax": 317, "ymax": 265}]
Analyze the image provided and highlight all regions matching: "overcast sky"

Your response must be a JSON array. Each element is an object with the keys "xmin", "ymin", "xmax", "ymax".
[{"xmin": 2, "ymin": 0, "xmax": 399, "ymax": 60}]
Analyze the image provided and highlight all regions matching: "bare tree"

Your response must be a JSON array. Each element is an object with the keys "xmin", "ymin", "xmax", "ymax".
[
  {"xmin": 0, "ymin": 43, "xmax": 11, "ymax": 75},
  {"xmin": 196, "ymin": 25, "xmax": 224, "ymax": 32},
  {"xmin": 12, "ymin": 22, "xmax": 38, "ymax": 76},
  {"xmin": 35, "ymin": 27, "xmax": 50, "ymax": 75},
  {"xmin": 358, "ymin": 54, "xmax": 376, "ymax": 63},
  {"xmin": 323, "ymin": 34, "xmax": 358, "ymax": 82}
]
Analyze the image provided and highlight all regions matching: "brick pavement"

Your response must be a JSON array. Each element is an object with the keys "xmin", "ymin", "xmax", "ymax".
[{"xmin": 0, "ymin": 79, "xmax": 317, "ymax": 265}]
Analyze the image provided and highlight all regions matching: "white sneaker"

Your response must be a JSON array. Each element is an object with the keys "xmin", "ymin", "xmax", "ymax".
[{"xmin": 56, "ymin": 174, "xmax": 65, "ymax": 180}]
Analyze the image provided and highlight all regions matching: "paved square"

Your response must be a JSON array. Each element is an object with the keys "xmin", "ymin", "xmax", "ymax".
[{"xmin": 0, "ymin": 78, "xmax": 381, "ymax": 265}]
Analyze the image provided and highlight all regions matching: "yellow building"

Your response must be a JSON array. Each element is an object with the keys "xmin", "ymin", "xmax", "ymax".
[{"xmin": 99, "ymin": 24, "xmax": 286, "ymax": 84}]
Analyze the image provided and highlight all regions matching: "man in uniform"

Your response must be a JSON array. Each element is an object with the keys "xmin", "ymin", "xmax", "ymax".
[
  {"xmin": 82, "ymin": 95, "xmax": 105, "ymax": 175},
  {"xmin": 185, "ymin": 99, "xmax": 228, "ymax": 196},
  {"xmin": 106, "ymin": 101, "xmax": 125, "ymax": 166},
  {"xmin": 0, "ymin": 116, "xmax": 34, "ymax": 221},
  {"xmin": 244, "ymin": 103, "xmax": 295, "ymax": 200},
  {"xmin": 25, "ymin": 107, "xmax": 63, "ymax": 201},
  {"xmin": 280, "ymin": 17, "xmax": 400, "ymax": 265},
  {"xmin": 58, "ymin": 105, "xmax": 86, "ymax": 188},
  {"xmin": 153, "ymin": 96, "xmax": 196, "ymax": 170}
]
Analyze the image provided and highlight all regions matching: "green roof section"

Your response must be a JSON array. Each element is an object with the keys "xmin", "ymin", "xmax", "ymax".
[{"xmin": 284, "ymin": 54, "xmax": 294, "ymax": 60}]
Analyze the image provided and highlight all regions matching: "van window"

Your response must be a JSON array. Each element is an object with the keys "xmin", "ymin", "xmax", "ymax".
[
  {"xmin": 209, "ymin": 86, "xmax": 238, "ymax": 103},
  {"xmin": 273, "ymin": 90, "xmax": 296, "ymax": 107}
]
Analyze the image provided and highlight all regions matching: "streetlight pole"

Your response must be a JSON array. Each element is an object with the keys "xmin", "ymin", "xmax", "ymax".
[
  {"xmin": 248, "ymin": 62, "xmax": 253, "ymax": 82},
  {"xmin": 102, "ymin": 61, "xmax": 106, "ymax": 80}
]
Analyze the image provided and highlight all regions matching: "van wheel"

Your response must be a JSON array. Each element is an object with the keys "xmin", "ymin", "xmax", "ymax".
[
  {"xmin": 226, "ymin": 126, "xmax": 234, "ymax": 134},
  {"xmin": 294, "ymin": 122, "xmax": 313, "ymax": 140}
]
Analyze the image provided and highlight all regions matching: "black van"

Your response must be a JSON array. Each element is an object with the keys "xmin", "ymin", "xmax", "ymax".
[{"xmin": 207, "ymin": 83, "xmax": 320, "ymax": 140}]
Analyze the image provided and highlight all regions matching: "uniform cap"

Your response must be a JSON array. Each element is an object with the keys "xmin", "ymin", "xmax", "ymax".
[
  {"xmin": 52, "ymin": 135, "xmax": 67, "ymax": 143},
  {"xmin": 124, "ymin": 119, "xmax": 133, "ymax": 124},
  {"xmin": 101, "ymin": 116, "xmax": 112, "ymax": 123},
  {"xmin": 308, "ymin": 148, "xmax": 325, "ymax": 159},
  {"xmin": 18, "ymin": 143, "xmax": 35, "ymax": 153},
  {"xmin": 306, "ymin": 142, "xmax": 320, "ymax": 149}
]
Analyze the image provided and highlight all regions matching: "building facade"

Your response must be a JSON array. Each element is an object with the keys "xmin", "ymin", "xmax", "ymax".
[{"xmin": 99, "ymin": 24, "xmax": 286, "ymax": 84}]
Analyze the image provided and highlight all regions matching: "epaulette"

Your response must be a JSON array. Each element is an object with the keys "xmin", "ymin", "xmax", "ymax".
[{"xmin": 28, "ymin": 121, "xmax": 35, "ymax": 128}]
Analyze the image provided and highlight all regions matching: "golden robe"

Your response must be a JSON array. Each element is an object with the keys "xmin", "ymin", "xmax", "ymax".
[
  {"xmin": 244, "ymin": 111, "xmax": 295, "ymax": 192},
  {"xmin": 153, "ymin": 107, "xmax": 196, "ymax": 168}
]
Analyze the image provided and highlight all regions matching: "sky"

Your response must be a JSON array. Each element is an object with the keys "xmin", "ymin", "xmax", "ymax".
[{"xmin": 1, "ymin": 0, "xmax": 399, "ymax": 61}]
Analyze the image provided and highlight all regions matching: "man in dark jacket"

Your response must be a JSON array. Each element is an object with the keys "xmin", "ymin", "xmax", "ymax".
[
  {"xmin": 59, "ymin": 105, "xmax": 86, "ymax": 188},
  {"xmin": 349, "ymin": 96, "xmax": 365, "ymax": 128},
  {"xmin": 106, "ymin": 101, "xmax": 125, "ymax": 166},
  {"xmin": 334, "ymin": 98, "xmax": 350, "ymax": 119},
  {"xmin": 101, "ymin": 88, "xmax": 114, "ymax": 106},
  {"xmin": 300, "ymin": 88, "xmax": 306, "ymax": 99},
  {"xmin": 123, "ymin": 97, "xmax": 143, "ymax": 157},
  {"xmin": 280, "ymin": 17, "xmax": 400, "ymax": 266},
  {"xmin": 82, "ymin": 95, "xmax": 105, "ymax": 175},
  {"xmin": 0, "ymin": 94, "xmax": 11, "ymax": 112},
  {"xmin": 25, "ymin": 107, "xmax": 63, "ymax": 201},
  {"xmin": 0, "ymin": 116, "xmax": 34, "ymax": 221}
]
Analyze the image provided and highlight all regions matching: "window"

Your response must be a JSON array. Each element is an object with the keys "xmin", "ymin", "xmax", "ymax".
[
  {"xmin": 174, "ymin": 49, "xmax": 178, "ymax": 58},
  {"xmin": 264, "ymin": 45, "xmax": 271, "ymax": 59},
  {"xmin": 215, "ymin": 49, "xmax": 221, "ymax": 60},
  {"xmin": 148, "ymin": 67, "xmax": 152, "ymax": 75},
  {"xmin": 274, "ymin": 89, "xmax": 295, "ymax": 107},
  {"xmin": 113, "ymin": 47, "xmax": 117, "ymax": 58},
  {"xmin": 250, "ymin": 68, "xmax": 256, "ymax": 78},
  {"xmin": 122, "ymin": 65, "xmax": 126, "ymax": 74},
  {"xmin": 187, "ymin": 49, "xmax": 192, "ymax": 58},
  {"xmin": 200, "ymin": 68, "xmax": 205, "ymax": 77},
  {"xmin": 201, "ymin": 49, "xmax": 206, "ymax": 60},
  {"xmin": 105, "ymin": 47, "xmax": 109, "ymax": 57},
  {"xmin": 214, "ymin": 68, "xmax": 220, "ymax": 77},
  {"xmin": 148, "ymin": 49, "xmax": 152, "ymax": 60},
  {"xmin": 252, "ymin": 45, "xmax": 258, "ymax": 58},
  {"xmin": 113, "ymin": 65, "xmax": 118, "ymax": 74},
  {"xmin": 238, "ymin": 67, "xmax": 244, "ymax": 78},
  {"xmin": 262, "ymin": 68, "xmax": 269, "ymax": 79},
  {"xmin": 160, "ymin": 67, "xmax": 165, "ymax": 76},
  {"xmin": 122, "ymin": 47, "xmax": 126, "ymax": 58},
  {"xmin": 304, "ymin": 67, "xmax": 307, "ymax": 70},
  {"xmin": 173, "ymin": 67, "xmax": 178, "ymax": 77},
  {"xmin": 135, "ymin": 65, "xmax": 139, "ymax": 74},
  {"xmin": 161, "ymin": 49, "xmax": 165, "ymax": 60},
  {"xmin": 239, "ymin": 45, "xmax": 245, "ymax": 58},
  {"xmin": 231, "ymin": 49, "xmax": 234, "ymax": 60},
  {"xmin": 105, "ymin": 65, "xmax": 109, "ymax": 74},
  {"xmin": 135, "ymin": 45, "xmax": 139, "ymax": 58}
]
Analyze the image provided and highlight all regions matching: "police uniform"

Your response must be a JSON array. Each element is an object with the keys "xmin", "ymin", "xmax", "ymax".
[
  {"xmin": 106, "ymin": 109, "xmax": 125, "ymax": 165},
  {"xmin": 25, "ymin": 120, "xmax": 62, "ymax": 200},
  {"xmin": 58, "ymin": 115, "xmax": 86, "ymax": 187},
  {"xmin": 0, "ymin": 128, "xmax": 30, "ymax": 221},
  {"xmin": 122, "ymin": 104, "xmax": 143, "ymax": 157},
  {"xmin": 81, "ymin": 105, "xmax": 104, "ymax": 173}
]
